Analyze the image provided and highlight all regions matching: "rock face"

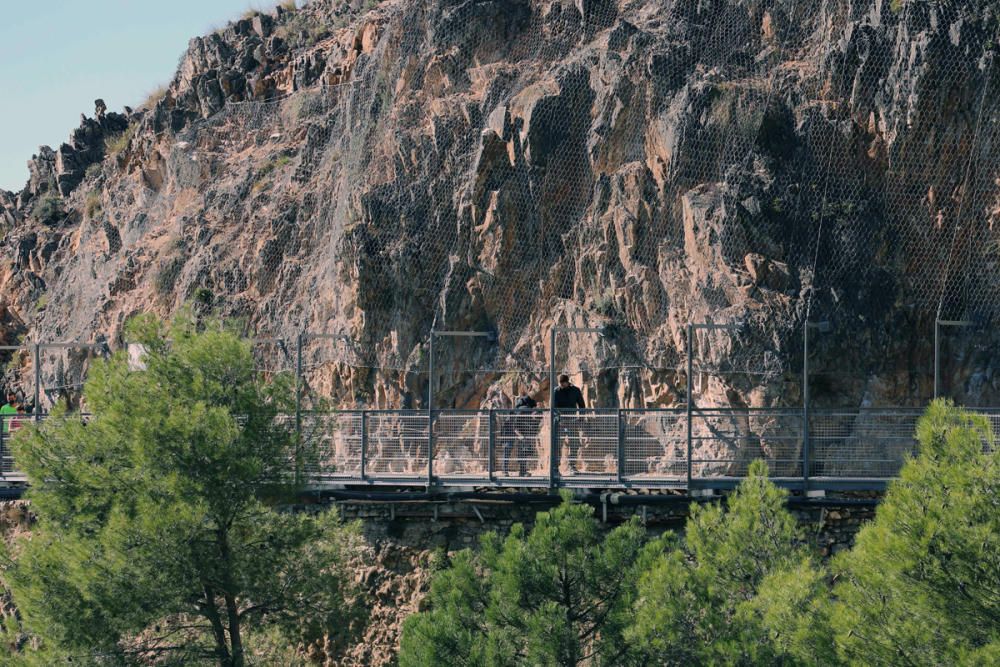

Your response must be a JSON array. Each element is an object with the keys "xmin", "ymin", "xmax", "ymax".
[{"xmin": 1, "ymin": 0, "xmax": 1000, "ymax": 415}]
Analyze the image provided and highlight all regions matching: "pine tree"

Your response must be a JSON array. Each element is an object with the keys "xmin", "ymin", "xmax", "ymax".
[
  {"xmin": 400, "ymin": 493, "xmax": 666, "ymax": 666},
  {"xmin": 3, "ymin": 313, "xmax": 361, "ymax": 666},
  {"xmin": 831, "ymin": 401, "xmax": 1000, "ymax": 665},
  {"xmin": 629, "ymin": 460, "xmax": 810, "ymax": 665}
]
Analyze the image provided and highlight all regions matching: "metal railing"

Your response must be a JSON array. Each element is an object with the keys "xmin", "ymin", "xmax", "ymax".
[
  {"xmin": 3, "ymin": 408, "xmax": 996, "ymax": 490},
  {"xmin": 302, "ymin": 407, "xmax": 995, "ymax": 490}
]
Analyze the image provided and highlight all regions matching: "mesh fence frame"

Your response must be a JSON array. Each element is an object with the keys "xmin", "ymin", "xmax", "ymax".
[
  {"xmin": 433, "ymin": 411, "xmax": 490, "ymax": 480},
  {"xmin": 555, "ymin": 410, "xmax": 620, "ymax": 479},
  {"xmin": 3, "ymin": 405, "xmax": 998, "ymax": 486},
  {"xmin": 301, "ymin": 411, "xmax": 364, "ymax": 478},
  {"xmin": 364, "ymin": 411, "xmax": 429, "ymax": 480},
  {"xmin": 0, "ymin": 414, "xmax": 26, "ymax": 475}
]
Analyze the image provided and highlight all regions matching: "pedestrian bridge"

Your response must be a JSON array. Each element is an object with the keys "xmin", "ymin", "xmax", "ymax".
[
  {"xmin": 294, "ymin": 407, "xmax": 1000, "ymax": 491},
  {"xmin": 3, "ymin": 407, "xmax": 993, "ymax": 492}
]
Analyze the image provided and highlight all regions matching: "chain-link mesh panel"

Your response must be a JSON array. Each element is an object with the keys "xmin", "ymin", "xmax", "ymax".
[
  {"xmin": 622, "ymin": 409, "xmax": 686, "ymax": 481},
  {"xmin": 808, "ymin": 409, "xmax": 921, "ymax": 478},
  {"xmin": 36, "ymin": 344, "xmax": 104, "ymax": 413},
  {"xmin": 13, "ymin": 2, "xmax": 1000, "ymax": 482},
  {"xmin": 298, "ymin": 334, "xmax": 371, "ymax": 410},
  {"xmin": 301, "ymin": 412, "xmax": 363, "ymax": 479},
  {"xmin": 364, "ymin": 411, "xmax": 428, "ymax": 480},
  {"xmin": 92, "ymin": 1, "xmax": 1000, "ymax": 410},
  {"xmin": 691, "ymin": 409, "xmax": 804, "ymax": 478},
  {"xmin": 250, "ymin": 338, "xmax": 295, "ymax": 378}
]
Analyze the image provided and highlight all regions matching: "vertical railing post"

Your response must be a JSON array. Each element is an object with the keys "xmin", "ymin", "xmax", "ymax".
[
  {"xmin": 933, "ymin": 318, "xmax": 940, "ymax": 399},
  {"xmin": 488, "ymin": 409, "xmax": 495, "ymax": 482},
  {"xmin": 803, "ymin": 324, "xmax": 811, "ymax": 489},
  {"xmin": 686, "ymin": 324, "xmax": 694, "ymax": 490},
  {"xmin": 33, "ymin": 343, "xmax": 41, "ymax": 422},
  {"xmin": 294, "ymin": 333, "xmax": 303, "ymax": 485},
  {"xmin": 360, "ymin": 410, "xmax": 367, "ymax": 482},
  {"xmin": 617, "ymin": 408, "xmax": 625, "ymax": 484},
  {"xmin": 427, "ymin": 332, "xmax": 435, "ymax": 487},
  {"xmin": 549, "ymin": 327, "xmax": 557, "ymax": 488}
]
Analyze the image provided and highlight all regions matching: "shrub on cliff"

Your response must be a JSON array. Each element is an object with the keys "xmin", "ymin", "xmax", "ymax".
[
  {"xmin": 104, "ymin": 123, "xmax": 135, "ymax": 156},
  {"xmin": 30, "ymin": 192, "xmax": 63, "ymax": 226},
  {"xmin": 3, "ymin": 313, "xmax": 362, "ymax": 666}
]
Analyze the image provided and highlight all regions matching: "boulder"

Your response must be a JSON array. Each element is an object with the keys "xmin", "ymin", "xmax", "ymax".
[{"xmin": 744, "ymin": 253, "xmax": 791, "ymax": 291}]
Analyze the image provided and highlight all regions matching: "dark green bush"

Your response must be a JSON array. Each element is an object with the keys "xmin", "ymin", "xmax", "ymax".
[{"xmin": 32, "ymin": 193, "xmax": 64, "ymax": 225}]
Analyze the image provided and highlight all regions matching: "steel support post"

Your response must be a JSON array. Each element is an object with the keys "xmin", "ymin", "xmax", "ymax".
[
  {"xmin": 488, "ymin": 409, "xmax": 495, "ymax": 482},
  {"xmin": 803, "ymin": 323, "xmax": 810, "ymax": 488},
  {"xmin": 686, "ymin": 324, "xmax": 693, "ymax": 490},
  {"xmin": 359, "ymin": 410, "xmax": 367, "ymax": 482},
  {"xmin": 933, "ymin": 319, "xmax": 941, "ymax": 399},
  {"xmin": 617, "ymin": 407, "xmax": 625, "ymax": 483},
  {"xmin": 33, "ymin": 344, "xmax": 41, "ymax": 422},
  {"xmin": 427, "ymin": 332, "xmax": 435, "ymax": 487},
  {"xmin": 549, "ymin": 327, "xmax": 557, "ymax": 488},
  {"xmin": 933, "ymin": 319, "xmax": 975, "ymax": 400}
]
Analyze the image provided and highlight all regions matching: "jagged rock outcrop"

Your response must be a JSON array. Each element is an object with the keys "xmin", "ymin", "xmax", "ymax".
[
  {"xmin": 19, "ymin": 101, "xmax": 130, "ymax": 203},
  {"xmin": 0, "ymin": 0, "xmax": 999, "ymax": 419}
]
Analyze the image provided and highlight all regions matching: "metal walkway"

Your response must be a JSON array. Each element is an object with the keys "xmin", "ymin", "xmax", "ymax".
[
  {"xmin": 3, "ymin": 408, "xmax": 994, "ymax": 492},
  {"xmin": 295, "ymin": 407, "xmax": 998, "ymax": 492}
]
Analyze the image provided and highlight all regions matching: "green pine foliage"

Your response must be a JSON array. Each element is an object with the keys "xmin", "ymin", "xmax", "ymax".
[
  {"xmin": 744, "ymin": 558, "xmax": 837, "ymax": 666},
  {"xmin": 743, "ymin": 400, "xmax": 1000, "ymax": 666},
  {"xmin": 2, "ymin": 312, "xmax": 363, "ymax": 666},
  {"xmin": 400, "ymin": 492, "xmax": 668, "ymax": 666},
  {"xmin": 829, "ymin": 400, "xmax": 1000, "ymax": 665},
  {"xmin": 629, "ymin": 460, "xmax": 812, "ymax": 665},
  {"xmin": 31, "ymin": 192, "xmax": 64, "ymax": 226}
]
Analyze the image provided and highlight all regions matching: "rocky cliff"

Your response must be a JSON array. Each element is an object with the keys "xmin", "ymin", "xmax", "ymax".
[{"xmin": 1, "ymin": 0, "xmax": 999, "ymax": 414}]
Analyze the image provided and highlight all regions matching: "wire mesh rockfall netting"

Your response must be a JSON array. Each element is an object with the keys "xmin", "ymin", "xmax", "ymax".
[
  {"xmin": 107, "ymin": 0, "xmax": 1000, "ymax": 408},
  {"xmin": 35, "ymin": 345, "xmax": 106, "ymax": 412}
]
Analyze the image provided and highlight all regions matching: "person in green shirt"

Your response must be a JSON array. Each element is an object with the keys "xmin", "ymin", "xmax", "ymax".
[{"xmin": 1, "ymin": 392, "xmax": 19, "ymax": 435}]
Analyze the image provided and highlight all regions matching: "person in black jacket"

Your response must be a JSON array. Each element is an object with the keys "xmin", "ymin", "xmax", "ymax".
[
  {"xmin": 514, "ymin": 391, "xmax": 537, "ymax": 411},
  {"xmin": 553, "ymin": 374, "xmax": 585, "ymax": 472},
  {"xmin": 553, "ymin": 374, "xmax": 585, "ymax": 409},
  {"xmin": 505, "ymin": 387, "xmax": 539, "ymax": 476}
]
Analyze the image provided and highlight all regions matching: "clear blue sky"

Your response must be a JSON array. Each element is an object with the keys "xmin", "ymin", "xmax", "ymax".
[{"xmin": 0, "ymin": 0, "xmax": 290, "ymax": 192}]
